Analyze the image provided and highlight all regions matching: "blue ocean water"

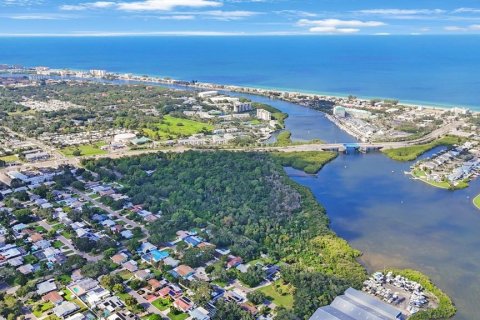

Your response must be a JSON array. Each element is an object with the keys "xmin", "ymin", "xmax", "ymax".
[{"xmin": 1, "ymin": 36, "xmax": 480, "ymax": 108}]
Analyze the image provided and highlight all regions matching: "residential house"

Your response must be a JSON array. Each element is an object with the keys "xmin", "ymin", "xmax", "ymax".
[
  {"xmin": 226, "ymin": 256, "xmax": 243, "ymax": 269},
  {"xmin": 138, "ymin": 242, "xmax": 156, "ymax": 254},
  {"xmin": 122, "ymin": 260, "xmax": 138, "ymax": 272},
  {"xmin": 37, "ymin": 279, "xmax": 58, "ymax": 295},
  {"xmin": 190, "ymin": 307, "xmax": 211, "ymax": 320},
  {"xmin": 173, "ymin": 297, "xmax": 194, "ymax": 312},
  {"xmin": 134, "ymin": 269, "xmax": 152, "ymax": 281},
  {"xmin": 172, "ymin": 265, "xmax": 195, "ymax": 279},
  {"xmin": 42, "ymin": 291, "xmax": 64, "ymax": 305},
  {"xmin": 17, "ymin": 263, "xmax": 35, "ymax": 275},
  {"xmin": 53, "ymin": 301, "xmax": 79, "ymax": 318},
  {"xmin": 120, "ymin": 230, "xmax": 133, "ymax": 239},
  {"xmin": 85, "ymin": 287, "xmax": 110, "ymax": 307},
  {"xmin": 111, "ymin": 253, "xmax": 128, "ymax": 265},
  {"xmin": 69, "ymin": 278, "xmax": 99, "ymax": 296}
]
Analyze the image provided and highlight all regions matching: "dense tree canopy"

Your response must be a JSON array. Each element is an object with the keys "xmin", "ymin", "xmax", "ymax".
[{"xmin": 84, "ymin": 151, "xmax": 367, "ymax": 316}]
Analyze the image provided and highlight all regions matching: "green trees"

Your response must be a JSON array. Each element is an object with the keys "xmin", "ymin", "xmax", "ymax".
[
  {"xmin": 191, "ymin": 281, "xmax": 212, "ymax": 306},
  {"xmin": 182, "ymin": 247, "xmax": 215, "ymax": 268},
  {"xmin": 13, "ymin": 208, "xmax": 33, "ymax": 223},
  {"xmin": 84, "ymin": 151, "xmax": 366, "ymax": 317},
  {"xmin": 100, "ymin": 274, "xmax": 123, "ymax": 291},
  {"xmin": 81, "ymin": 260, "xmax": 112, "ymax": 278},
  {"xmin": 238, "ymin": 265, "xmax": 266, "ymax": 288},
  {"xmin": 281, "ymin": 267, "xmax": 350, "ymax": 319},
  {"xmin": 213, "ymin": 300, "xmax": 255, "ymax": 320},
  {"xmin": 272, "ymin": 151, "xmax": 338, "ymax": 174},
  {"xmin": 247, "ymin": 291, "xmax": 267, "ymax": 305}
]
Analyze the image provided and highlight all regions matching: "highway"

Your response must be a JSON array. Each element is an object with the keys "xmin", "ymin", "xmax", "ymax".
[{"xmin": 0, "ymin": 121, "xmax": 462, "ymax": 176}]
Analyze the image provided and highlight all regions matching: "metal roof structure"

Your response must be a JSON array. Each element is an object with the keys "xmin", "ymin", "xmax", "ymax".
[{"xmin": 309, "ymin": 288, "xmax": 404, "ymax": 320}]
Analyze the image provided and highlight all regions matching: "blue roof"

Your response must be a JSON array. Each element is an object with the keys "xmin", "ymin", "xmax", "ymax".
[{"xmin": 184, "ymin": 235, "xmax": 202, "ymax": 247}]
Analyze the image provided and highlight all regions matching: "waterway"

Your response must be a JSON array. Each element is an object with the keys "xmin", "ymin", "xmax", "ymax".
[{"xmin": 243, "ymin": 95, "xmax": 480, "ymax": 320}]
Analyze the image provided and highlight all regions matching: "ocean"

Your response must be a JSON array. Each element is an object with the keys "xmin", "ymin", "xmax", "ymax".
[{"xmin": 1, "ymin": 35, "xmax": 480, "ymax": 108}]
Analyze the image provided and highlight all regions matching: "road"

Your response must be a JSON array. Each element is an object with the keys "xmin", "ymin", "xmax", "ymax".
[
  {"xmin": 0, "ymin": 121, "xmax": 462, "ymax": 177},
  {"xmin": 73, "ymin": 188, "xmax": 150, "ymax": 241},
  {"xmin": 37, "ymin": 219, "xmax": 102, "ymax": 262}
]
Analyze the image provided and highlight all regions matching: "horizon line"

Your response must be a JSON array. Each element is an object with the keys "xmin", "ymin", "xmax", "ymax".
[{"xmin": 1, "ymin": 31, "xmax": 480, "ymax": 37}]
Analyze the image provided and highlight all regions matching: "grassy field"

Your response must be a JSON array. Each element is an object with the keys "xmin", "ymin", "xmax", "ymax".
[
  {"xmin": 152, "ymin": 298, "xmax": 171, "ymax": 311},
  {"xmin": 412, "ymin": 169, "xmax": 469, "ymax": 190},
  {"xmin": 53, "ymin": 240, "xmax": 64, "ymax": 249},
  {"xmin": 258, "ymin": 281, "xmax": 294, "ymax": 309},
  {"xmin": 118, "ymin": 269, "xmax": 133, "ymax": 281},
  {"xmin": 0, "ymin": 155, "xmax": 20, "ymax": 163},
  {"xmin": 143, "ymin": 115, "xmax": 214, "ymax": 140},
  {"xmin": 382, "ymin": 135, "xmax": 466, "ymax": 161},
  {"xmin": 272, "ymin": 151, "xmax": 338, "ymax": 174},
  {"xmin": 168, "ymin": 312, "xmax": 189, "ymax": 320},
  {"xmin": 61, "ymin": 142, "xmax": 107, "ymax": 157},
  {"xmin": 32, "ymin": 301, "xmax": 54, "ymax": 317},
  {"xmin": 63, "ymin": 288, "xmax": 74, "ymax": 301},
  {"xmin": 274, "ymin": 130, "xmax": 292, "ymax": 146},
  {"xmin": 473, "ymin": 194, "xmax": 480, "ymax": 210}
]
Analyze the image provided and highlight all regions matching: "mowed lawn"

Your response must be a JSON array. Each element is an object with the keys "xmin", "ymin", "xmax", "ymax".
[
  {"xmin": 0, "ymin": 155, "xmax": 20, "ymax": 163},
  {"xmin": 60, "ymin": 142, "xmax": 107, "ymax": 157},
  {"xmin": 258, "ymin": 281, "xmax": 294, "ymax": 309},
  {"xmin": 152, "ymin": 298, "xmax": 171, "ymax": 311},
  {"xmin": 143, "ymin": 115, "xmax": 214, "ymax": 140},
  {"xmin": 473, "ymin": 194, "xmax": 480, "ymax": 210}
]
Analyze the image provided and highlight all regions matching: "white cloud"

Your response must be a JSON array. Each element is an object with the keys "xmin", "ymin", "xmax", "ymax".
[
  {"xmin": 61, "ymin": 0, "xmax": 222, "ymax": 11},
  {"xmin": 61, "ymin": 2, "xmax": 116, "ymax": 10},
  {"xmin": 444, "ymin": 24, "xmax": 480, "ymax": 32},
  {"xmin": 199, "ymin": 10, "xmax": 260, "ymax": 20},
  {"xmin": 117, "ymin": 0, "xmax": 221, "ymax": 11},
  {"xmin": 444, "ymin": 26, "xmax": 466, "ymax": 31},
  {"xmin": 275, "ymin": 10, "xmax": 317, "ymax": 18},
  {"xmin": 1, "ymin": 0, "xmax": 43, "ymax": 6},
  {"xmin": 157, "ymin": 15, "xmax": 195, "ymax": 20},
  {"xmin": 127, "ymin": 10, "xmax": 260, "ymax": 21},
  {"xmin": 0, "ymin": 30, "xmax": 314, "ymax": 37},
  {"xmin": 298, "ymin": 18, "xmax": 385, "ymax": 33},
  {"xmin": 310, "ymin": 27, "xmax": 359, "ymax": 34},
  {"xmin": 356, "ymin": 9, "xmax": 445, "ymax": 16},
  {"xmin": 453, "ymin": 8, "xmax": 480, "ymax": 14},
  {"xmin": 8, "ymin": 13, "xmax": 74, "ymax": 20}
]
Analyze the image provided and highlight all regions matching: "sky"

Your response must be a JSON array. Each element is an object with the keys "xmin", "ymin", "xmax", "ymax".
[{"xmin": 2, "ymin": 0, "xmax": 480, "ymax": 36}]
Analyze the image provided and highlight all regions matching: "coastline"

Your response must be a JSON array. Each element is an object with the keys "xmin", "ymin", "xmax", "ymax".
[
  {"xmin": 1, "ymin": 65, "xmax": 477, "ymax": 114},
  {"xmin": 0, "ymin": 65, "xmax": 460, "ymax": 319}
]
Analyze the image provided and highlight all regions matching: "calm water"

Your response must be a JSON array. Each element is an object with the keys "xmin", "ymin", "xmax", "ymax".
[
  {"xmin": 1, "ymin": 36, "xmax": 480, "ymax": 108},
  {"xmin": 248, "ymin": 95, "xmax": 480, "ymax": 320},
  {"xmin": 2, "ymin": 36, "xmax": 480, "ymax": 318}
]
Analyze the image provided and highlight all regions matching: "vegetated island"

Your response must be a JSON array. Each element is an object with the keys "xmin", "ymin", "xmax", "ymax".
[
  {"xmin": 272, "ymin": 151, "xmax": 337, "ymax": 174},
  {"xmin": 381, "ymin": 136, "xmax": 466, "ymax": 162},
  {"xmin": 473, "ymin": 194, "xmax": 480, "ymax": 210}
]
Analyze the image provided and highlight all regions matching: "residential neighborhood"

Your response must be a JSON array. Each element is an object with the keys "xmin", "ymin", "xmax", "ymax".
[{"xmin": 0, "ymin": 164, "xmax": 288, "ymax": 320}]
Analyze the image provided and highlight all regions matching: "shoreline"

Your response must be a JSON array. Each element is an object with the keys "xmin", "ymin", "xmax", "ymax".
[{"xmin": 1, "ymin": 65, "xmax": 478, "ymax": 114}]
